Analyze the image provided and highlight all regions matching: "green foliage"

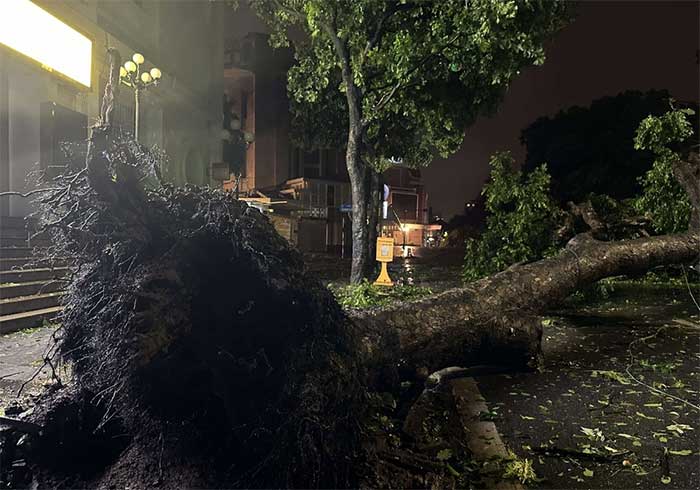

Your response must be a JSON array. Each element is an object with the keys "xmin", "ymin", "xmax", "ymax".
[
  {"xmin": 502, "ymin": 451, "xmax": 538, "ymax": 485},
  {"xmin": 463, "ymin": 152, "xmax": 559, "ymax": 282},
  {"xmin": 328, "ymin": 280, "xmax": 432, "ymax": 309},
  {"xmin": 252, "ymin": 0, "xmax": 569, "ymax": 281},
  {"xmin": 254, "ymin": 0, "xmax": 570, "ymax": 167},
  {"xmin": 633, "ymin": 106, "xmax": 696, "ymax": 233},
  {"xmin": 568, "ymin": 277, "xmax": 617, "ymax": 303}
]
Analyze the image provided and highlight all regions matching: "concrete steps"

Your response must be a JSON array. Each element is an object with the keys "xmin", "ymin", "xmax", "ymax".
[
  {"xmin": 0, "ymin": 236, "xmax": 31, "ymax": 247},
  {"xmin": 0, "ymin": 267, "xmax": 69, "ymax": 284},
  {"xmin": 0, "ymin": 292, "xmax": 64, "ymax": 316},
  {"xmin": 0, "ymin": 226, "xmax": 30, "ymax": 239},
  {"xmin": 0, "ymin": 256, "xmax": 67, "ymax": 271},
  {"xmin": 0, "ymin": 247, "xmax": 34, "ymax": 259},
  {"xmin": 0, "ymin": 306, "xmax": 63, "ymax": 334},
  {"xmin": 0, "ymin": 220, "xmax": 68, "ymax": 333},
  {"xmin": 0, "ymin": 280, "xmax": 63, "ymax": 300}
]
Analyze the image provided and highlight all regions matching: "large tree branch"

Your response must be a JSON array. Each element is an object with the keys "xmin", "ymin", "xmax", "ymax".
[
  {"xmin": 353, "ymin": 232, "xmax": 699, "ymax": 377},
  {"xmin": 353, "ymin": 147, "xmax": 700, "ymax": 381},
  {"xmin": 86, "ymin": 48, "xmax": 120, "ymax": 204}
]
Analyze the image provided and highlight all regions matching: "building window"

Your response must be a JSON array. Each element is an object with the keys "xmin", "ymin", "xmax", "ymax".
[
  {"xmin": 392, "ymin": 192, "xmax": 418, "ymax": 221},
  {"xmin": 303, "ymin": 149, "xmax": 321, "ymax": 178},
  {"xmin": 290, "ymin": 147, "xmax": 324, "ymax": 179},
  {"xmin": 327, "ymin": 184, "xmax": 335, "ymax": 206}
]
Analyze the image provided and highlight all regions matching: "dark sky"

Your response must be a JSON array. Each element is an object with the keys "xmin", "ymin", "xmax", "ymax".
[{"xmin": 423, "ymin": 0, "xmax": 700, "ymax": 219}]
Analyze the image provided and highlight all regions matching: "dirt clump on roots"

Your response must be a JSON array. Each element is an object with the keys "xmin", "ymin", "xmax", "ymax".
[{"xmin": 1, "ymin": 135, "xmax": 367, "ymax": 488}]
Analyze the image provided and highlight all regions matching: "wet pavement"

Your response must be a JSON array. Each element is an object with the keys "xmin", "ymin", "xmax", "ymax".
[
  {"xmin": 1, "ymin": 252, "xmax": 698, "ymax": 490},
  {"xmin": 476, "ymin": 285, "xmax": 700, "ymax": 489},
  {"xmin": 0, "ymin": 324, "xmax": 59, "ymax": 413}
]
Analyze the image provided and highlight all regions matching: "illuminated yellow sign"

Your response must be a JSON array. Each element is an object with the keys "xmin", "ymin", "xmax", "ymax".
[
  {"xmin": 375, "ymin": 237, "xmax": 395, "ymax": 263},
  {"xmin": 0, "ymin": 0, "xmax": 92, "ymax": 87},
  {"xmin": 374, "ymin": 237, "xmax": 394, "ymax": 287}
]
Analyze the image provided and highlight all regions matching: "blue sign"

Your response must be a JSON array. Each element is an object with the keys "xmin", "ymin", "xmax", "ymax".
[{"xmin": 339, "ymin": 204, "xmax": 352, "ymax": 213}]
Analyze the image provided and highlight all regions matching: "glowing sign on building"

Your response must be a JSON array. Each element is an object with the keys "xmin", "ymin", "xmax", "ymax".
[{"xmin": 0, "ymin": 0, "xmax": 92, "ymax": 87}]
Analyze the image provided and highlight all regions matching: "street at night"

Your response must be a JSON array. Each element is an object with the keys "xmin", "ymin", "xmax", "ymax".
[{"xmin": 0, "ymin": 1, "xmax": 698, "ymax": 489}]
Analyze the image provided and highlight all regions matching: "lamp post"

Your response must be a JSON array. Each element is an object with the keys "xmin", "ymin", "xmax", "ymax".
[{"xmin": 119, "ymin": 53, "xmax": 161, "ymax": 142}]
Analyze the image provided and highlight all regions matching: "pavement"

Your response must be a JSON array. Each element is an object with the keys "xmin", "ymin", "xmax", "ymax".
[
  {"xmin": 476, "ymin": 284, "xmax": 700, "ymax": 489},
  {"xmin": 0, "ymin": 325, "xmax": 59, "ymax": 412}
]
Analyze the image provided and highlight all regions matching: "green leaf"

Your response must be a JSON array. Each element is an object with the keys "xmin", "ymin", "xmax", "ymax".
[
  {"xmin": 636, "ymin": 411, "xmax": 657, "ymax": 420},
  {"xmin": 668, "ymin": 449, "xmax": 692, "ymax": 456},
  {"xmin": 661, "ymin": 476, "xmax": 671, "ymax": 484},
  {"xmin": 446, "ymin": 462, "xmax": 461, "ymax": 477},
  {"xmin": 436, "ymin": 448, "xmax": 452, "ymax": 461},
  {"xmin": 583, "ymin": 469, "xmax": 594, "ymax": 478},
  {"xmin": 667, "ymin": 424, "xmax": 693, "ymax": 435}
]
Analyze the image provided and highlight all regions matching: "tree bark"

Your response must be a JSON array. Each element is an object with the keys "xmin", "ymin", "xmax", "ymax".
[
  {"xmin": 366, "ymin": 166, "xmax": 381, "ymax": 275},
  {"xmin": 353, "ymin": 232, "xmax": 699, "ymax": 379},
  {"xmin": 347, "ymin": 131, "xmax": 369, "ymax": 283},
  {"xmin": 673, "ymin": 152, "xmax": 700, "ymax": 232},
  {"xmin": 333, "ymin": 32, "xmax": 370, "ymax": 283}
]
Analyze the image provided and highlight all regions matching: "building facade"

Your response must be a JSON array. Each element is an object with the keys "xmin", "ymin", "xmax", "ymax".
[
  {"xmin": 0, "ymin": 0, "xmax": 225, "ymax": 218},
  {"xmin": 218, "ymin": 6, "xmax": 439, "ymax": 255},
  {"xmin": 382, "ymin": 166, "xmax": 442, "ymax": 257},
  {"xmin": 1, "ymin": 1, "xmax": 439, "ymax": 256}
]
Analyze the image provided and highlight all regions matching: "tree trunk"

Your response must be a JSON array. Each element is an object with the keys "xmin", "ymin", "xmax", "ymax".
[
  {"xmin": 353, "ymin": 232, "xmax": 699, "ymax": 378},
  {"xmin": 332, "ymin": 32, "xmax": 370, "ymax": 283},
  {"xmin": 347, "ymin": 132, "xmax": 369, "ymax": 283},
  {"xmin": 673, "ymin": 152, "xmax": 700, "ymax": 232},
  {"xmin": 366, "ymin": 167, "xmax": 381, "ymax": 277}
]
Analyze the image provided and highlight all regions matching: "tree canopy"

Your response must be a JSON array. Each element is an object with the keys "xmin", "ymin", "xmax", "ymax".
[
  {"xmin": 263, "ymin": 0, "xmax": 569, "ymax": 165},
  {"xmin": 252, "ymin": 0, "xmax": 570, "ymax": 281},
  {"xmin": 521, "ymin": 90, "xmax": 699, "ymax": 204}
]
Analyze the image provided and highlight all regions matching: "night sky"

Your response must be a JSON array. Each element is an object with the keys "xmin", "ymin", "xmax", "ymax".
[{"xmin": 423, "ymin": 0, "xmax": 700, "ymax": 219}]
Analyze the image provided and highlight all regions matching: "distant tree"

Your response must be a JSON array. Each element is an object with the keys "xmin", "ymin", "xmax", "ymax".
[
  {"xmin": 634, "ymin": 105, "xmax": 697, "ymax": 234},
  {"xmin": 252, "ymin": 0, "xmax": 570, "ymax": 282},
  {"xmin": 521, "ymin": 90, "xmax": 699, "ymax": 203}
]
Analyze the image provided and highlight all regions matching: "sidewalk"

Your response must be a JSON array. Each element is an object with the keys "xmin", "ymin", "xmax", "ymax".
[{"xmin": 0, "ymin": 325, "xmax": 57, "ymax": 411}]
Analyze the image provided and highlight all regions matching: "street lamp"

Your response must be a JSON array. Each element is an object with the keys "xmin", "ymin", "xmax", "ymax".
[{"xmin": 119, "ymin": 52, "xmax": 161, "ymax": 141}]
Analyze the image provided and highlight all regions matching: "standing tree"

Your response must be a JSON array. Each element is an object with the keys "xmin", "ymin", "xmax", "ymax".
[
  {"xmin": 520, "ymin": 90, "xmax": 699, "ymax": 203},
  {"xmin": 252, "ymin": 0, "xmax": 570, "ymax": 282}
]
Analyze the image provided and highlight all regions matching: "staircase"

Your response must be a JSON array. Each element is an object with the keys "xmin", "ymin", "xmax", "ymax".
[{"xmin": 0, "ymin": 217, "xmax": 67, "ymax": 334}]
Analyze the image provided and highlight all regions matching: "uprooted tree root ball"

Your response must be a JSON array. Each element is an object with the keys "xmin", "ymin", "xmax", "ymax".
[{"xmin": 24, "ymin": 149, "xmax": 368, "ymax": 487}]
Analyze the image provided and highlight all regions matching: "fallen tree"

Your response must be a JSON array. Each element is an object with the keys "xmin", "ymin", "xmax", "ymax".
[
  {"xmin": 0, "ymin": 51, "xmax": 698, "ymax": 489},
  {"xmin": 355, "ymin": 231, "xmax": 699, "ymax": 378}
]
